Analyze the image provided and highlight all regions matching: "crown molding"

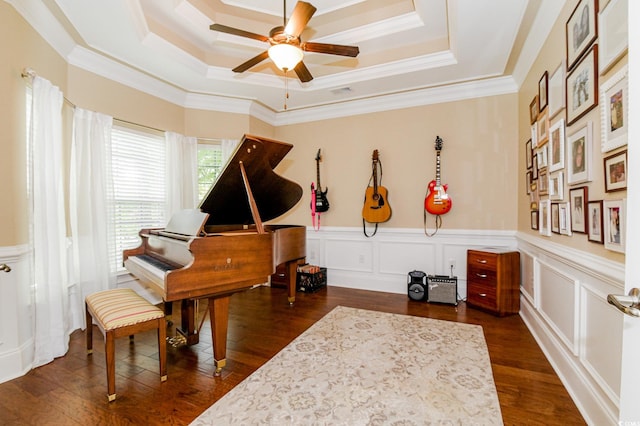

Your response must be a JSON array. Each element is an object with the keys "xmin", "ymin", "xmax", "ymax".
[
  {"xmin": 512, "ymin": 0, "xmax": 568, "ymax": 88},
  {"xmin": 273, "ymin": 75, "xmax": 519, "ymax": 126}
]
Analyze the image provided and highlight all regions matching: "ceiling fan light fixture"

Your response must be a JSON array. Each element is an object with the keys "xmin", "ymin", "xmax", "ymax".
[{"xmin": 268, "ymin": 43, "xmax": 304, "ymax": 71}]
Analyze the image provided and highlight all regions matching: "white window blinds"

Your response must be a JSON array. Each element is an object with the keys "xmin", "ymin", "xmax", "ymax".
[{"xmin": 111, "ymin": 125, "xmax": 166, "ymax": 270}]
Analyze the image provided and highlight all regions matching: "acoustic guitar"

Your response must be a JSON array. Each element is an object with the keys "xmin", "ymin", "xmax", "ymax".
[
  {"xmin": 362, "ymin": 149, "xmax": 392, "ymax": 223},
  {"xmin": 424, "ymin": 136, "xmax": 452, "ymax": 215},
  {"xmin": 313, "ymin": 149, "xmax": 330, "ymax": 212}
]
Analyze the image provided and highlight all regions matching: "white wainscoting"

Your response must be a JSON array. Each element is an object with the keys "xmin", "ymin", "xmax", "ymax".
[
  {"xmin": 517, "ymin": 233, "xmax": 625, "ymax": 426},
  {"xmin": 306, "ymin": 226, "xmax": 518, "ymax": 299},
  {"xmin": 0, "ymin": 245, "xmax": 33, "ymax": 384}
]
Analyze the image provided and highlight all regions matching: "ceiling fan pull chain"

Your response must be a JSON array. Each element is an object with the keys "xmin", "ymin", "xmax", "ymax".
[{"xmin": 284, "ymin": 69, "xmax": 290, "ymax": 110}]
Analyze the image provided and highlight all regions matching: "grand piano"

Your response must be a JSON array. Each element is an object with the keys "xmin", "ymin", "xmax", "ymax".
[{"xmin": 123, "ymin": 134, "xmax": 306, "ymax": 375}]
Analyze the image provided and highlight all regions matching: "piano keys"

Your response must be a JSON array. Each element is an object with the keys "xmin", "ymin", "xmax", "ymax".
[{"xmin": 123, "ymin": 134, "xmax": 306, "ymax": 375}]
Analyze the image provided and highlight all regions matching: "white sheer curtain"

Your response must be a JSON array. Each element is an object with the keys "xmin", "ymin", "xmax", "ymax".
[
  {"xmin": 165, "ymin": 131, "xmax": 198, "ymax": 217},
  {"xmin": 68, "ymin": 108, "xmax": 116, "ymax": 331},
  {"xmin": 221, "ymin": 138, "xmax": 239, "ymax": 163},
  {"xmin": 29, "ymin": 76, "xmax": 69, "ymax": 367}
]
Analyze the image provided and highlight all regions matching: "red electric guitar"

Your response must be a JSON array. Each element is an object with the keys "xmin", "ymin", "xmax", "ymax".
[{"xmin": 425, "ymin": 136, "xmax": 452, "ymax": 215}]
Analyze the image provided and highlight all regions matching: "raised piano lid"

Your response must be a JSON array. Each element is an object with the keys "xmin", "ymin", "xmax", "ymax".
[{"xmin": 198, "ymin": 134, "xmax": 303, "ymax": 226}]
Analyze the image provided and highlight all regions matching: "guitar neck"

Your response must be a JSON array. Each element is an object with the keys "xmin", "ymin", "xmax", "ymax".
[{"xmin": 435, "ymin": 151, "xmax": 441, "ymax": 186}]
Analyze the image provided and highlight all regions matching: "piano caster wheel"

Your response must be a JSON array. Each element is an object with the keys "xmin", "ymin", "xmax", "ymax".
[
  {"xmin": 288, "ymin": 297, "xmax": 295, "ymax": 306},
  {"xmin": 214, "ymin": 359, "xmax": 226, "ymax": 377}
]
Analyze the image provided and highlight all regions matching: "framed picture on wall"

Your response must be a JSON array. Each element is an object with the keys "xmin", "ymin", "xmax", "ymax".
[
  {"xmin": 603, "ymin": 199, "xmax": 625, "ymax": 253},
  {"xmin": 600, "ymin": 65, "xmax": 628, "ymax": 152},
  {"xmin": 538, "ymin": 169, "xmax": 549, "ymax": 196},
  {"xmin": 587, "ymin": 200, "xmax": 604, "ymax": 243},
  {"xmin": 548, "ymin": 61, "xmax": 566, "ymax": 118},
  {"xmin": 549, "ymin": 171, "xmax": 564, "ymax": 201},
  {"xmin": 566, "ymin": 45, "xmax": 599, "ymax": 126},
  {"xmin": 531, "ymin": 210, "xmax": 539, "ymax": 230},
  {"xmin": 536, "ymin": 144, "xmax": 548, "ymax": 170},
  {"xmin": 537, "ymin": 108, "xmax": 550, "ymax": 146},
  {"xmin": 551, "ymin": 203, "xmax": 560, "ymax": 234},
  {"xmin": 530, "ymin": 96, "xmax": 539, "ymax": 124},
  {"xmin": 599, "ymin": 0, "xmax": 628, "ymax": 74},
  {"xmin": 569, "ymin": 186, "xmax": 588, "ymax": 233},
  {"xmin": 526, "ymin": 139, "xmax": 533, "ymax": 169},
  {"xmin": 559, "ymin": 202, "xmax": 572, "ymax": 236},
  {"xmin": 567, "ymin": 121, "xmax": 593, "ymax": 184},
  {"xmin": 603, "ymin": 150, "xmax": 627, "ymax": 192},
  {"xmin": 539, "ymin": 199, "xmax": 551, "ymax": 236},
  {"xmin": 539, "ymin": 71, "xmax": 549, "ymax": 112},
  {"xmin": 548, "ymin": 119, "xmax": 565, "ymax": 172},
  {"xmin": 566, "ymin": 0, "xmax": 598, "ymax": 71}
]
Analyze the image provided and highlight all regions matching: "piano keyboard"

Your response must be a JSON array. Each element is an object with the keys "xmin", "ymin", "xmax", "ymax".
[
  {"xmin": 125, "ymin": 254, "xmax": 178, "ymax": 290},
  {"xmin": 133, "ymin": 254, "xmax": 177, "ymax": 272}
]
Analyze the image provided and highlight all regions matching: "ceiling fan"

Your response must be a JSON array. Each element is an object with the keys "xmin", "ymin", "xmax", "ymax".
[{"xmin": 209, "ymin": 1, "xmax": 359, "ymax": 82}]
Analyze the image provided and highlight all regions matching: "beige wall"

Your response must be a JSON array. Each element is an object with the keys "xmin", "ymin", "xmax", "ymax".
[
  {"xmin": 274, "ymin": 96, "xmax": 519, "ymax": 229},
  {"xmin": 517, "ymin": 0, "xmax": 627, "ymax": 262},
  {"xmin": 1, "ymin": 1, "xmax": 68, "ymax": 246}
]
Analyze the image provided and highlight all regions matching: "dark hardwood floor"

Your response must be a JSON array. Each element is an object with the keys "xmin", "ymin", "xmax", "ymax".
[{"xmin": 0, "ymin": 285, "xmax": 585, "ymax": 425}]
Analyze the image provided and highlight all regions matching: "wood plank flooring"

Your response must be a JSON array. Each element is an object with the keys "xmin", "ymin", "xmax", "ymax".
[{"xmin": 0, "ymin": 285, "xmax": 586, "ymax": 425}]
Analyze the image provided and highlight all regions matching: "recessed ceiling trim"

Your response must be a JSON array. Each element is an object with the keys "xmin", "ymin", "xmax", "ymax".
[
  {"xmin": 311, "ymin": 12, "xmax": 425, "ymax": 44},
  {"xmin": 218, "ymin": 0, "xmax": 366, "ymax": 18}
]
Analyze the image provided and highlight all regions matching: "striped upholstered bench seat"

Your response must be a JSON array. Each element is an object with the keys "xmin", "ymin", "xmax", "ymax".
[{"xmin": 85, "ymin": 288, "xmax": 167, "ymax": 402}]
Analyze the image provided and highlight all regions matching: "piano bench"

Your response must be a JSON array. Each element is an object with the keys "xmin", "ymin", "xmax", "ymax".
[{"xmin": 85, "ymin": 288, "xmax": 167, "ymax": 402}]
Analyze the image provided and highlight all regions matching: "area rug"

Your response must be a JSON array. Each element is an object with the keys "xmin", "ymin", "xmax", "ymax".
[{"xmin": 191, "ymin": 306, "xmax": 503, "ymax": 425}]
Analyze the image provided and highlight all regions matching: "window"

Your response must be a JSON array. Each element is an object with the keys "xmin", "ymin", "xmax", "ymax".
[
  {"xmin": 197, "ymin": 142, "xmax": 223, "ymax": 202},
  {"xmin": 111, "ymin": 125, "xmax": 166, "ymax": 270}
]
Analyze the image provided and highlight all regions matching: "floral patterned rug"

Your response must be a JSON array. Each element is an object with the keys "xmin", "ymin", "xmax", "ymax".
[{"xmin": 191, "ymin": 306, "xmax": 503, "ymax": 425}]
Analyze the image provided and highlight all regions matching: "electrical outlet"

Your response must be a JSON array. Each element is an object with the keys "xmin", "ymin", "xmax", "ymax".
[{"xmin": 448, "ymin": 259, "xmax": 456, "ymax": 270}]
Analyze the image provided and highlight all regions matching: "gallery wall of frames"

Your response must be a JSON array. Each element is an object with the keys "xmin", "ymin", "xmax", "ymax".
[{"xmin": 525, "ymin": 0, "xmax": 628, "ymax": 254}]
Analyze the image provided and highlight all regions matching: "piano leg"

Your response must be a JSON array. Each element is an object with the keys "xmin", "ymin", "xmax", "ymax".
[
  {"xmin": 208, "ymin": 295, "xmax": 230, "ymax": 376},
  {"xmin": 285, "ymin": 258, "xmax": 306, "ymax": 305},
  {"xmin": 177, "ymin": 299, "xmax": 200, "ymax": 345}
]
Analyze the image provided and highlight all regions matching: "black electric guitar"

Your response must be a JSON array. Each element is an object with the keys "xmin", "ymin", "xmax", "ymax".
[
  {"xmin": 313, "ymin": 149, "xmax": 330, "ymax": 212},
  {"xmin": 362, "ymin": 149, "xmax": 392, "ymax": 223}
]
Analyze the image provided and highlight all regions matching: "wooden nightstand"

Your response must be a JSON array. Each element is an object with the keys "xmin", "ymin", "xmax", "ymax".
[{"xmin": 466, "ymin": 249, "xmax": 520, "ymax": 316}]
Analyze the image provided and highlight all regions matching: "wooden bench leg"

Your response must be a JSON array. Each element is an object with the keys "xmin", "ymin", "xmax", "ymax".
[
  {"xmin": 105, "ymin": 331, "xmax": 116, "ymax": 402},
  {"xmin": 85, "ymin": 303, "xmax": 93, "ymax": 354},
  {"xmin": 158, "ymin": 317, "xmax": 167, "ymax": 382}
]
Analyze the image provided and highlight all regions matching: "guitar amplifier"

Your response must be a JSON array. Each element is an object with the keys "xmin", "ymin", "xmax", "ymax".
[{"xmin": 427, "ymin": 275, "xmax": 458, "ymax": 305}]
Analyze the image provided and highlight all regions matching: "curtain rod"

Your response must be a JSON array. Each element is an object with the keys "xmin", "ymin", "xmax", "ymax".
[{"xmin": 21, "ymin": 67, "xmax": 219, "ymax": 140}]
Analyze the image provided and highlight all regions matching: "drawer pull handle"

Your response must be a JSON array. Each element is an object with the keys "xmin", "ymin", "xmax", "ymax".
[
  {"xmin": 476, "ymin": 259, "xmax": 488, "ymax": 264},
  {"xmin": 475, "ymin": 273, "xmax": 487, "ymax": 278},
  {"xmin": 478, "ymin": 293, "xmax": 487, "ymax": 297}
]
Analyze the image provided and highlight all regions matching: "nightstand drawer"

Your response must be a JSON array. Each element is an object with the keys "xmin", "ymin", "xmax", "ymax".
[
  {"xmin": 467, "ymin": 250, "xmax": 498, "ymax": 269},
  {"xmin": 467, "ymin": 265, "xmax": 497, "ymax": 284},
  {"xmin": 467, "ymin": 282, "xmax": 497, "ymax": 310}
]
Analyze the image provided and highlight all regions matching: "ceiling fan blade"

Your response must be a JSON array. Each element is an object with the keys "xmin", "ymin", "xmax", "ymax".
[
  {"xmin": 302, "ymin": 42, "xmax": 359, "ymax": 57},
  {"xmin": 210, "ymin": 23, "xmax": 269, "ymax": 42},
  {"xmin": 294, "ymin": 61, "xmax": 313, "ymax": 82},
  {"xmin": 232, "ymin": 51, "xmax": 270, "ymax": 73},
  {"xmin": 284, "ymin": 1, "xmax": 317, "ymax": 38}
]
